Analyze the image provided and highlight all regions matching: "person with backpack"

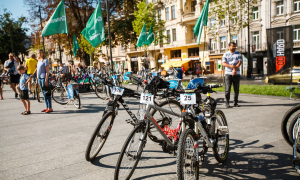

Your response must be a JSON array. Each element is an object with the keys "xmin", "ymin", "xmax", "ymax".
[{"xmin": 4, "ymin": 53, "xmax": 20, "ymax": 98}]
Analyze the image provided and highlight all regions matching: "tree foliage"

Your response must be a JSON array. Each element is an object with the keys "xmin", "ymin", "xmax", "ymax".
[
  {"xmin": 0, "ymin": 9, "xmax": 29, "ymax": 63},
  {"xmin": 24, "ymin": 0, "xmax": 139, "ymax": 65},
  {"xmin": 132, "ymin": 0, "xmax": 166, "ymax": 46},
  {"xmin": 208, "ymin": 0, "xmax": 257, "ymax": 41}
]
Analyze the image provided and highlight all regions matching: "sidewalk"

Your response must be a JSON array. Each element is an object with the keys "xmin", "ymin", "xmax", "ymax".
[{"xmin": 0, "ymin": 85, "xmax": 299, "ymax": 179}]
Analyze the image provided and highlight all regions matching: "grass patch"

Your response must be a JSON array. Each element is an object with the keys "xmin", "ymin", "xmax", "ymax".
[{"xmin": 182, "ymin": 82, "xmax": 299, "ymax": 97}]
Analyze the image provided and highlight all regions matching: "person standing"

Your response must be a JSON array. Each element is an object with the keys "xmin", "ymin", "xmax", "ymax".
[
  {"xmin": 17, "ymin": 65, "xmax": 31, "ymax": 115},
  {"xmin": 25, "ymin": 54, "xmax": 38, "ymax": 94},
  {"xmin": 222, "ymin": 42, "xmax": 242, "ymax": 108},
  {"xmin": 35, "ymin": 49, "xmax": 53, "ymax": 113},
  {"xmin": 4, "ymin": 53, "xmax": 20, "ymax": 98}
]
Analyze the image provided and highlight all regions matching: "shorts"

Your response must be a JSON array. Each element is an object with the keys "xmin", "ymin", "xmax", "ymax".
[
  {"xmin": 20, "ymin": 90, "xmax": 29, "ymax": 100},
  {"xmin": 10, "ymin": 74, "xmax": 20, "ymax": 84}
]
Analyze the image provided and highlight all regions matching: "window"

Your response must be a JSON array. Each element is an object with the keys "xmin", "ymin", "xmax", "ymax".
[
  {"xmin": 188, "ymin": 48, "xmax": 199, "ymax": 57},
  {"xmin": 166, "ymin": 30, "xmax": 171, "ymax": 43},
  {"xmin": 166, "ymin": 7, "xmax": 170, "ymax": 21},
  {"xmin": 220, "ymin": 19, "xmax": 225, "ymax": 27},
  {"xmin": 158, "ymin": 10, "xmax": 162, "ymax": 20},
  {"xmin": 210, "ymin": 39, "xmax": 216, "ymax": 51},
  {"xmin": 191, "ymin": 1, "xmax": 197, "ymax": 12},
  {"xmin": 210, "ymin": 18, "xmax": 215, "ymax": 28},
  {"xmin": 252, "ymin": 31, "xmax": 260, "ymax": 50},
  {"xmin": 231, "ymin": 13, "xmax": 237, "ymax": 25},
  {"xmin": 276, "ymin": 1, "xmax": 284, "ymax": 15},
  {"xmin": 192, "ymin": 26, "xmax": 197, "ymax": 40},
  {"xmin": 120, "ymin": 44, "xmax": 125, "ymax": 52},
  {"xmin": 112, "ymin": 47, "xmax": 115, "ymax": 53},
  {"xmin": 294, "ymin": 25, "xmax": 300, "ymax": 41},
  {"xmin": 252, "ymin": 7, "xmax": 259, "ymax": 20},
  {"xmin": 232, "ymin": 35, "xmax": 238, "ymax": 46},
  {"xmin": 171, "ymin": 6, "xmax": 176, "ymax": 19},
  {"xmin": 171, "ymin": 50, "xmax": 181, "ymax": 58},
  {"xmin": 172, "ymin": 29, "xmax": 176, "ymax": 42},
  {"xmin": 295, "ymin": 0, "xmax": 300, "ymax": 12},
  {"xmin": 220, "ymin": 36, "xmax": 226, "ymax": 49}
]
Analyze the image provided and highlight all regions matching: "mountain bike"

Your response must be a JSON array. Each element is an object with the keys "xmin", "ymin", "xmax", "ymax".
[
  {"xmin": 114, "ymin": 84, "xmax": 228, "ymax": 180},
  {"xmin": 281, "ymin": 104, "xmax": 300, "ymax": 147},
  {"xmin": 85, "ymin": 77, "xmax": 183, "ymax": 162}
]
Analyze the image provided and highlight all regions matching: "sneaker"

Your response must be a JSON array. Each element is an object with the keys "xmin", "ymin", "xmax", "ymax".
[
  {"xmin": 234, "ymin": 104, "xmax": 241, "ymax": 107},
  {"xmin": 15, "ymin": 93, "xmax": 18, "ymax": 98},
  {"xmin": 0, "ymin": 97, "xmax": 3, "ymax": 100},
  {"xmin": 225, "ymin": 103, "xmax": 230, "ymax": 108}
]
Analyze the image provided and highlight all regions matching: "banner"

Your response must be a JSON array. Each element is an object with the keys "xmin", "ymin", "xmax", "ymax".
[
  {"xmin": 266, "ymin": 26, "xmax": 293, "ymax": 76},
  {"xmin": 42, "ymin": 0, "xmax": 69, "ymax": 37},
  {"xmin": 137, "ymin": 23, "xmax": 147, "ymax": 48},
  {"xmin": 194, "ymin": 0, "xmax": 209, "ymax": 45},
  {"xmin": 73, "ymin": 34, "xmax": 80, "ymax": 58},
  {"xmin": 81, "ymin": 1, "xmax": 105, "ymax": 48}
]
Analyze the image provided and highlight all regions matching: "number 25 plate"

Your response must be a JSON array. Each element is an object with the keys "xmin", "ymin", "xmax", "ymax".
[
  {"xmin": 111, "ymin": 86, "xmax": 124, "ymax": 95},
  {"xmin": 180, "ymin": 93, "xmax": 196, "ymax": 105},
  {"xmin": 140, "ymin": 93, "xmax": 154, "ymax": 104}
]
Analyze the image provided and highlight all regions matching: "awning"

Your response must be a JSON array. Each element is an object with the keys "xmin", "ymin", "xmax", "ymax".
[{"xmin": 161, "ymin": 60, "xmax": 190, "ymax": 68}]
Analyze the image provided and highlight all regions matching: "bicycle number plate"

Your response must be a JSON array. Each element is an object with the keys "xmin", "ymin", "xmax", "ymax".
[
  {"xmin": 180, "ymin": 93, "xmax": 196, "ymax": 105},
  {"xmin": 111, "ymin": 86, "xmax": 124, "ymax": 96},
  {"xmin": 68, "ymin": 84, "xmax": 74, "ymax": 99},
  {"xmin": 140, "ymin": 93, "xmax": 154, "ymax": 105}
]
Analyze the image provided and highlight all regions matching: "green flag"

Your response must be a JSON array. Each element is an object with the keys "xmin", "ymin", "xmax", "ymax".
[
  {"xmin": 81, "ymin": 1, "xmax": 105, "ymax": 48},
  {"xmin": 73, "ymin": 34, "xmax": 80, "ymax": 58},
  {"xmin": 146, "ymin": 24, "xmax": 154, "ymax": 46},
  {"xmin": 136, "ymin": 23, "xmax": 147, "ymax": 47},
  {"xmin": 42, "ymin": 0, "xmax": 69, "ymax": 37},
  {"xmin": 194, "ymin": 0, "xmax": 209, "ymax": 45}
]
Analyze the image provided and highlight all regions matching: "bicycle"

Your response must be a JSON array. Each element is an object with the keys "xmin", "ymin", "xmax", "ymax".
[
  {"xmin": 85, "ymin": 77, "xmax": 183, "ymax": 161},
  {"xmin": 114, "ymin": 83, "xmax": 228, "ymax": 180},
  {"xmin": 29, "ymin": 77, "xmax": 41, "ymax": 102}
]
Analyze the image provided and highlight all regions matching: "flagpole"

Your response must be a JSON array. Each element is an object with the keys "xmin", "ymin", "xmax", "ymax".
[
  {"xmin": 39, "ymin": 5, "xmax": 45, "ymax": 53},
  {"xmin": 106, "ymin": 0, "xmax": 114, "ymax": 75}
]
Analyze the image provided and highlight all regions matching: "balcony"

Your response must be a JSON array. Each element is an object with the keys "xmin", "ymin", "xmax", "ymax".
[
  {"xmin": 295, "ymin": 41, "xmax": 300, "ymax": 48},
  {"xmin": 186, "ymin": 38, "xmax": 197, "ymax": 44},
  {"xmin": 182, "ymin": 12, "xmax": 196, "ymax": 22}
]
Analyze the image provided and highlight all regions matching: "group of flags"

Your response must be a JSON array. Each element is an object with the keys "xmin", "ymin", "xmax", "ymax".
[{"xmin": 41, "ymin": 0, "xmax": 209, "ymax": 59}]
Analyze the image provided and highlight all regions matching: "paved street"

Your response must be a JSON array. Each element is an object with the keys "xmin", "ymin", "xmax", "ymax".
[{"xmin": 0, "ymin": 84, "xmax": 300, "ymax": 180}]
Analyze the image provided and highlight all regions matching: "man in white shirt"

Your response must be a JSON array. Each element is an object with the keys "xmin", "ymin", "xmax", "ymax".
[{"xmin": 222, "ymin": 42, "xmax": 242, "ymax": 108}]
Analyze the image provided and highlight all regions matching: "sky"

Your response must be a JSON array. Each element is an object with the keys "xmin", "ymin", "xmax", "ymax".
[{"xmin": 0, "ymin": 0, "xmax": 33, "ymax": 36}]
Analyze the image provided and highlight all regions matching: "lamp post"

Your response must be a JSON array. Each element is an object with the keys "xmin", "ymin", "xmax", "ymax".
[{"xmin": 246, "ymin": 0, "xmax": 252, "ymax": 78}]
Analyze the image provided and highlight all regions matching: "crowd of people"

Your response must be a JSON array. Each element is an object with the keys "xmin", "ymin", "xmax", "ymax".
[{"xmin": 1, "ymin": 49, "xmax": 53, "ymax": 115}]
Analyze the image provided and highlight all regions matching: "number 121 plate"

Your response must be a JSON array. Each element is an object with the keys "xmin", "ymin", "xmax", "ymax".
[
  {"xmin": 140, "ymin": 93, "xmax": 154, "ymax": 104},
  {"xmin": 180, "ymin": 93, "xmax": 196, "ymax": 105}
]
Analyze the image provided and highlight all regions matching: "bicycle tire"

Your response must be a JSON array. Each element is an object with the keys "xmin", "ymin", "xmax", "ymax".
[
  {"xmin": 85, "ymin": 111, "xmax": 115, "ymax": 161},
  {"xmin": 74, "ymin": 94, "xmax": 81, "ymax": 109},
  {"xmin": 95, "ymin": 84, "xmax": 107, "ymax": 99},
  {"xmin": 114, "ymin": 122, "xmax": 148, "ymax": 180},
  {"xmin": 32, "ymin": 84, "xmax": 36, "ymax": 100},
  {"xmin": 212, "ymin": 109, "xmax": 229, "ymax": 163},
  {"xmin": 288, "ymin": 114, "xmax": 300, "ymax": 145},
  {"xmin": 281, "ymin": 104, "xmax": 300, "ymax": 147},
  {"xmin": 36, "ymin": 85, "xmax": 41, "ymax": 102},
  {"xmin": 177, "ymin": 129, "xmax": 199, "ymax": 180},
  {"xmin": 52, "ymin": 86, "xmax": 68, "ymax": 105},
  {"xmin": 293, "ymin": 128, "xmax": 300, "ymax": 175},
  {"xmin": 149, "ymin": 99, "xmax": 183, "ymax": 143}
]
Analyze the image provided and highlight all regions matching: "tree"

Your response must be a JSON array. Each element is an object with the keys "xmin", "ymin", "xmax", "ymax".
[
  {"xmin": 208, "ymin": 0, "xmax": 257, "ymax": 43},
  {"xmin": 0, "ymin": 9, "xmax": 29, "ymax": 63},
  {"xmin": 132, "ymin": 0, "xmax": 166, "ymax": 47}
]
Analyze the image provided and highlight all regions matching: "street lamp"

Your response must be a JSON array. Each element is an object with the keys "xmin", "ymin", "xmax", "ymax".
[{"xmin": 245, "ymin": 0, "xmax": 252, "ymax": 78}]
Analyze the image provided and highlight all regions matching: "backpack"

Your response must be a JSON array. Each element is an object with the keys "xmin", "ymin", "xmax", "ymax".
[
  {"xmin": 6, "ymin": 61, "xmax": 15, "ymax": 75},
  {"xmin": 150, "ymin": 76, "xmax": 170, "ymax": 89}
]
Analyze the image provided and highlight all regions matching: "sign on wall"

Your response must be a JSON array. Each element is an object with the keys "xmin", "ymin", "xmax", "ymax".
[{"xmin": 266, "ymin": 26, "xmax": 293, "ymax": 76}]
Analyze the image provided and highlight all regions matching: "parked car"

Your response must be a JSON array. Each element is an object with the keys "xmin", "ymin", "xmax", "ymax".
[{"xmin": 265, "ymin": 67, "xmax": 300, "ymax": 84}]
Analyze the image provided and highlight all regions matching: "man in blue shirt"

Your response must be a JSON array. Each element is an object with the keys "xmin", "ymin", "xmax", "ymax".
[{"xmin": 222, "ymin": 42, "xmax": 242, "ymax": 108}]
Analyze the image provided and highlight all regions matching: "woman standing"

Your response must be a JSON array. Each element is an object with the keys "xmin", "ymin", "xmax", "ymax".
[{"xmin": 36, "ymin": 49, "xmax": 53, "ymax": 113}]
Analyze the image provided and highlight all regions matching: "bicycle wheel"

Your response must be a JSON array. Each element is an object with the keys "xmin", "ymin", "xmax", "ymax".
[
  {"xmin": 149, "ymin": 99, "xmax": 183, "ymax": 143},
  {"xmin": 114, "ymin": 122, "xmax": 148, "ymax": 180},
  {"xmin": 212, "ymin": 110, "xmax": 229, "ymax": 163},
  {"xmin": 73, "ymin": 94, "xmax": 81, "ymax": 109},
  {"xmin": 177, "ymin": 129, "xmax": 199, "ymax": 180},
  {"xmin": 293, "ymin": 129, "xmax": 300, "ymax": 175},
  {"xmin": 288, "ymin": 115, "xmax": 300, "ymax": 145},
  {"xmin": 95, "ymin": 84, "xmax": 107, "ymax": 99},
  {"xmin": 31, "ymin": 84, "xmax": 36, "ymax": 100},
  {"xmin": 85, "ymin": 112, "xmax": 115, "ymax": 161},
  {"xmin": 281, "ymin": 104, "xmax": 300, "ymax": 147},
  {"xmin": 52, "ymin": 86, "xmax": 68, "ymax": 105}
]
